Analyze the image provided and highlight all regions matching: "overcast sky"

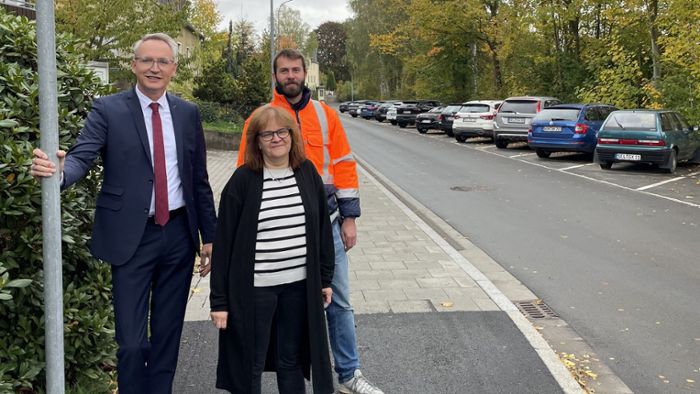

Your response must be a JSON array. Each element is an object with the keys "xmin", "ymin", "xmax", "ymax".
[{"xmin": 214, "ymin": 0, "xmax": 353, "ymax": 37}]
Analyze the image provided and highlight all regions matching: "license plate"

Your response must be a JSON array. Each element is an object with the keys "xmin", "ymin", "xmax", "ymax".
[
  {"xmin": 464, "ymin": 118, "xmax": 476, "ymax": 122},
  {"xmin": 542, "ymin": 126, "xmax": 561, "ymax": 132},
  {"xmin": 402, "ymin": 110, "xmax": 411, "ymax": 114},
  {"xmin": 509, "ymin": 117, "xmax": 525, "ymax": 124},
  {"xmin": 421, "ymin": 120, "xmax": 431, "ymax": 123},
  {"xmin": 615, "ymin": 153, "xmax": 641, "ymax": 161},
  {"xmin": 447, "ymin": 116, "xmax": 454, "ymax": 121}
]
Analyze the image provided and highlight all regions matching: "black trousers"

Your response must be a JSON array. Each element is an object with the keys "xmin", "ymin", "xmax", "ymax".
[
  {"xmin": 252, "ymin": 280, "xmax": 308, "ymax": 394},
  {"xmin": 111, "ymin": 213, "xmax": 195, "ymax": 394}
]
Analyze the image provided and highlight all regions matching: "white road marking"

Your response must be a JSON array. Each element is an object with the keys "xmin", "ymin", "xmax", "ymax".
[
  {"xmin": 560, "ymin": 163, "xmax": 595, "ymax": 171},
  {"xmin": 510, "ymin": 152, "xmax": 536, "ymax": 158},
  {"xmin": 636, "ymin": 176, "xmax": 687, "ymax": 191},
  {"xmin": 636, "ymin": 171, "xmax": 700, "ymax": 191}
]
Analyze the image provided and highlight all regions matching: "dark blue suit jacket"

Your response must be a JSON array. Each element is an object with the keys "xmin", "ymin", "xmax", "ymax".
[{"xmin": 62, "ymin": 88, "xmax": 217, "ymax": 265}]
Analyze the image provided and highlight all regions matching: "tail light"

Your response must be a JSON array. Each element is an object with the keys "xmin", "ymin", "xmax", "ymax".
[
  {"xmin": 574, "ymin": 123, "xmax": 589, "ymax": 134},
  {"xmin": 480, "ymin": 114, "xmax": 495, "ymax": 120},
  {"xmin": 597, "ymin": 138, "xmax": 666, "ymax": 146},
  {"xmin": 437, "ymin": 115, "xmax": 443, "ymax": 121},
  {"xmin": 536, "ymin": 101, "xmax": 541, "ymax": 112},
  {"xmin": 637, "ymin": 139, "xmax": 666, "ymax": 146},
  {"xmin": 528, "ymin": 127, "xmax": 533, "ymax": 134}
]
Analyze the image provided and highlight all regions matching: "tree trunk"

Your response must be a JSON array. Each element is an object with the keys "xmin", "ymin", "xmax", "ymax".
[{"xmin": 648, "ymin": 0, "xmax": 661, "ymax": 82}]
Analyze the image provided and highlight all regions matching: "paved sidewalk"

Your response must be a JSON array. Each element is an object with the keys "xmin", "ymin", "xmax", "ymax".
[{"xmin": 174, "ymin": 150, "xmax": 581, "ymax": 393}]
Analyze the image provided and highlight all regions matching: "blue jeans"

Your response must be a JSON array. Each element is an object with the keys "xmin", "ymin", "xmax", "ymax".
[{"xmin": 327, "ymin": 220, "xmax": 361, "ymax": 384}]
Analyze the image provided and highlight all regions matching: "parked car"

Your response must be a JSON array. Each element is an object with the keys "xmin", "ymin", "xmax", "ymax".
[
  {"xmin": 375, "ymin": 101, "xmax": 402, "ymax": 122},
  {"xmin": 438, "ymin": 104, "xmax": 465, "ymax": 137},
  {"xmin": 339, "ymin": 102, "xmax": 350, "ymax": 113},
  {"xmin": 347, "ymin": 100, "xmax": 368, "ymax": 117},
  {"xmin": 396, "ymin": 100, "xmax": 442, "ymax": 128},
  {"xmin": 528, "ymin": 104, "xmax": 617, "ymax": 158},
  {"xmin": 415, "ymin": 106, "xmax": 445, "ymax": 133},
  {"xmin": 360, "ymin": 101, "xmax": 381, "ymax": 119},
  {"xmin": 386, "ymin": 106, "xmax": 399, "ymax": 125},
  {"xmin": 452, "ymin": 100, "xmax": 502, "ymax": 142},
  {"xmin": 494, "ymin": 96, "xmax": 561, "ymax": 148},
  {"xmin": 595, "ymin": 109, "xmax": 700, "ymax": 173}
]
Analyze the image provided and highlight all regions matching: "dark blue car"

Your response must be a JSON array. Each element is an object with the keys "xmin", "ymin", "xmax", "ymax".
[{"xmin": 528, "ymin": 104, "xmax": 617, "ymax": 158}]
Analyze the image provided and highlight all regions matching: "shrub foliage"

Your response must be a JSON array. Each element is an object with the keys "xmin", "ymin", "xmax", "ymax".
[{"xmin": 0, "ymin": 9, "xmax": 115, "ymax": 393}]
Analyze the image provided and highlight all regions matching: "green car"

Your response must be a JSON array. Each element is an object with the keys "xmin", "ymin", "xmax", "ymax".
[{"xmin": 595, "ymin": 109, "xmax": 700, "ymax": 173}]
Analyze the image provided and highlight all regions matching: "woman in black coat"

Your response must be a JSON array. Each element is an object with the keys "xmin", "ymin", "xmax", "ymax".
[{"xmin": 210, "ymin": 104, "xmax": 335, "ymax": 394}]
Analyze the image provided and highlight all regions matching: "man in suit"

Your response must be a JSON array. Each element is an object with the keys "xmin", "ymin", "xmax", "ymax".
[{"xmin": 30, "ymin": 33, "xmax": 217, "ymax": 394}]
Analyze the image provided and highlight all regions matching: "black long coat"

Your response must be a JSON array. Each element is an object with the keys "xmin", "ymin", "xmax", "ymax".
[{"xmin": 210, "ymin": 160, "xmax": 335, "ymax": 394}]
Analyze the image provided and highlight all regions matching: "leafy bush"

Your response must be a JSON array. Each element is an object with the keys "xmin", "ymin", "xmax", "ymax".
[{"xmin": 0, "ymin": 9, "xmax": 116, "ymax": 393}]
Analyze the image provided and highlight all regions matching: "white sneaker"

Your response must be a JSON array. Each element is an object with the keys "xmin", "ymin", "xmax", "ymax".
[{"xmin": 338, "ymin": 370, "xmax": 385, "ymax": 394}]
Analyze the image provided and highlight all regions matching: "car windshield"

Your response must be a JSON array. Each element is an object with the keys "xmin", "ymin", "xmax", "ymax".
[
  {"xmin": 533, "ymin": 109, "xmax": 580, "ymax": 122},
  {"xmin": 460, "ymin": 104, "xmax": 490, "ymax": 113},
  {"xmin": 429, "ymin": 107, "xmax": 443, "ymax": 113},
  {"xmin": 604, "ymin": 112, "xmax": 657, "ymax": 131},
  {"xmin": 500, "ymin": 100, "xmax": 538, "ymax": 114}
]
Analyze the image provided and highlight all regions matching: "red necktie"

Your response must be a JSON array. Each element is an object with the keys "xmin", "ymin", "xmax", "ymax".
[{"xmin": 150, "ymin": 103, "xmax": 169, "ymax": 226}]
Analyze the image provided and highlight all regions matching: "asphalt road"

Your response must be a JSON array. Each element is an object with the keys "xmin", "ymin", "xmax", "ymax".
[{"xmin": 340, "ymin": 114, "xmax": 700, "ymax": 393}]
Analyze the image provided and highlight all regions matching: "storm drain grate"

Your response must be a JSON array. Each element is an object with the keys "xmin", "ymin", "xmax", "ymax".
[{"xmin": 515, "ymin": 299, "xmax": 559, "ymax": 319}]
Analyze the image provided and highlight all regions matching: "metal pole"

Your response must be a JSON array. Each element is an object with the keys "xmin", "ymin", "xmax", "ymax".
[
  {"xmin": 270, "ymin": 0, "xmax": 275, "ymax": 95},
  {"xmin": 35, "ymin": 1, "xmax": 65, "ymax": 393}
]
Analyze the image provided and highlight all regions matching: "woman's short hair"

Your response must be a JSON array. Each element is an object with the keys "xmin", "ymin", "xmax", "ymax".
[{"xmin": 244, "ymin": 104, "xmax": 306, "ymax": 171}]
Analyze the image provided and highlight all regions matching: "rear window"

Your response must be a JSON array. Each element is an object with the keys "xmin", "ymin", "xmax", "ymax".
[
  {"xmin": 533, "ymin": 109, "xmax": 580, "ymax": 122},
  {"xmin": 604, "ymin": 112, "xmax": 657, "ymax": 131},
  {"xmin": 460, "ymin": 104, "xmax": 490, "ymax": 113},
  {"xmin": 500, "ymin": 100, "xmax": 538, "ymax": 114},
  {"xmin": 443, "ymin": 105, "xmax": 462, "ymax": 113}
]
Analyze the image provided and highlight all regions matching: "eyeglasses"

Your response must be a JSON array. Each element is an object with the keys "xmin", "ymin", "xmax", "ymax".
[
  {"xmin": 134, "ymin": 57, "xmax": 176, "ymax": 68},
  {"xmin": 258, "ymin": 128, "xmax": 291, "ymax": 141}
]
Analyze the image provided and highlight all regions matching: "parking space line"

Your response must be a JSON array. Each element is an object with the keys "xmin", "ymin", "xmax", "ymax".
[
  {"xmin": 559, "ymin": 163, "xmax": 595, "ymax": 171},
  {"xmin": 510, "ymin": 152, "xmax": 536, "ymax": 158},
  {"xmin": 636, "ymin": 176, "xmax": 686, "ymax": 191}
]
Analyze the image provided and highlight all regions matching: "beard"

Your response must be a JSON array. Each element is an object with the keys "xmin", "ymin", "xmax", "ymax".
[{"xmin": 277, "ymin": 78, "xmax": 305, "ymax": 98}]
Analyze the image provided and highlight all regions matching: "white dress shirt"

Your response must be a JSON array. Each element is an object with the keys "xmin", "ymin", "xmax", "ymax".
[{"xmin": 135, "ymin": 86, "xmax": 185, "ymax": 215}]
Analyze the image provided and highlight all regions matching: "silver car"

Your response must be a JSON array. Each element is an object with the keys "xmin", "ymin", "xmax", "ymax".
[
  {"xmin": 494, "ymin": 96, "xmax": 561, "ymax": 149},
  {"xmin": 452, "ymin": 100, "xmax": 502, "ymax": 142}
]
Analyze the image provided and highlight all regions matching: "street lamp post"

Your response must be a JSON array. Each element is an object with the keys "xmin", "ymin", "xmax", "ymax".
[{"xmin": 270, "ymin": 0, "xmax": 274, "ymax": 94}]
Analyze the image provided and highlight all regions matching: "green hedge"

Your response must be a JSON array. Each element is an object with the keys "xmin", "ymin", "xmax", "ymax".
[{"xmin": 0, "ymin": 9, "xmax": 115, "ymax": 393}]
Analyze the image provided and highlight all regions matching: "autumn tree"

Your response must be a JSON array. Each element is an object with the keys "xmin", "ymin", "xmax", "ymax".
[
  {"xmin": 316, "ymin": 22, "xmax": 348, "ymax": 80},
  {"xmin": 55, "ymin": 0, "xmax": 187, "ymax": 64},
  {"xmin": 189, "ymin": 0, "xmax": 222, "ymax": 39}
]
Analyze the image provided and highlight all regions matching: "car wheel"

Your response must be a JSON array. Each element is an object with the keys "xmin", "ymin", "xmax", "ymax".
[
  {"xmin": 417, "ymin": 127, "xmax": 427, "ymax": 134},
  {"xmin": 455, "ymin": 135, "xmax": 466, "ymax": 142},
  {"xmin": 664, "ymin": 149, "xmax": 678, "ymax": 173},
  {"xmin": 495, "ymin": 138, "xmax": 508, "ymax": 149},
  {"xmin": 351, "ymin": 114, "xmax": 357, "ymax": 118},
  {"xmin": 377, "ymin": 119, "xmax": 384, "ymax": 123},
  {"xmin": 398, "ymin": 122, "xmax": 407, "ymax": 128},
  {"xmin": 599, "ymin": 161, "xmax": 613, "ymax": 170},
  {"xmin": 535, "ymin": 149, "xmax": 551, "ymax": 158},
  {"xmin": 390, "ymin": 120, "xmax": 397, "ymax": 125}
]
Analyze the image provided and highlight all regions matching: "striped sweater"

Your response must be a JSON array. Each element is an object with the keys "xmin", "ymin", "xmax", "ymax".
[{"xmin": 254, "ymin": 168, "xmax": 307, "ymax": 287}]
